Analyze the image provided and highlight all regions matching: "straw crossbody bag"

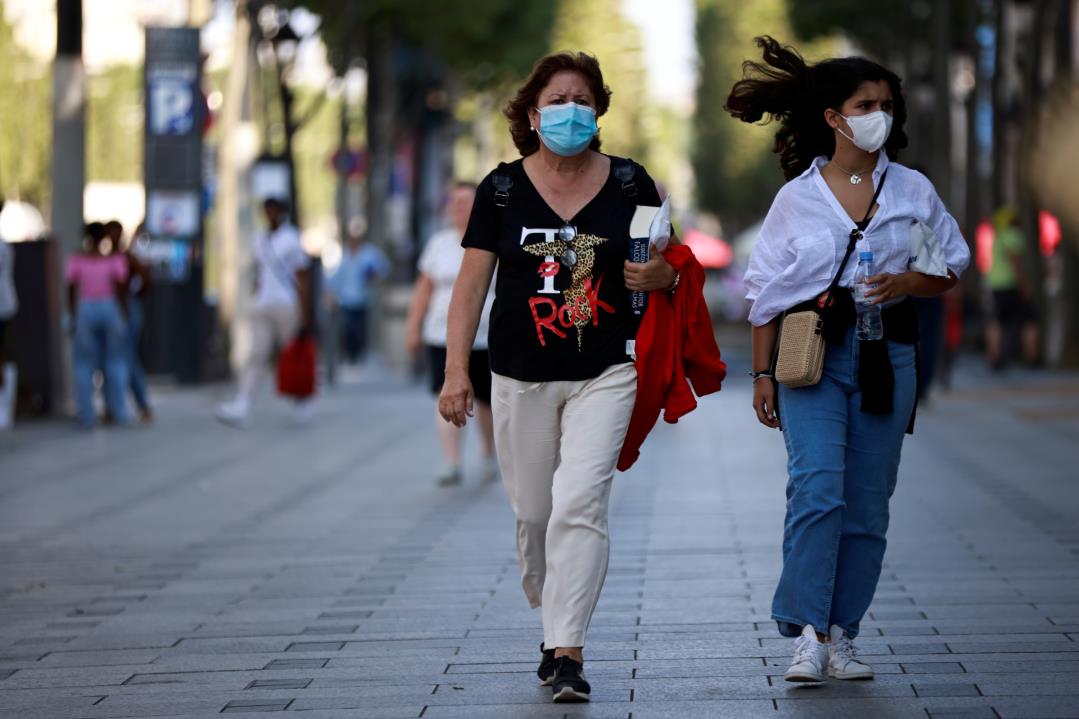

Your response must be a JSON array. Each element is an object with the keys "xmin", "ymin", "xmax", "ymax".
[{"xmin": 773, "ymin": 170, "xmax": 888, "ymax": 388}]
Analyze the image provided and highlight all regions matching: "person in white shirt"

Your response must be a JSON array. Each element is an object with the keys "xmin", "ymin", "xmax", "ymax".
[
  {"xmin": 405, "ymin": 182, "xmax": 497, "ymax": 486},
  {"xmin": 726, "ymin": 37, "xmax": 970, "ymax": 685},
  {"xmin": 217, "ymin": 198, "xmax": 313, "ymax": 426}
]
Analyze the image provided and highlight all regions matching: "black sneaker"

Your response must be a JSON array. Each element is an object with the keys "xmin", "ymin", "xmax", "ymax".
[
  {"xmin": 536, "ymin": 643, "xmax": 556, "ymax": 686},
  {"xmin": 551, "ymin": 656, "xmax": 590, "ymax": 702}
]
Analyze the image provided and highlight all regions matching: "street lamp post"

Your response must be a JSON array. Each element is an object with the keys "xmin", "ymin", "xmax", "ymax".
[{"xmin": 267, "ymin": 14, "xmax": 303, "ymax": 226}]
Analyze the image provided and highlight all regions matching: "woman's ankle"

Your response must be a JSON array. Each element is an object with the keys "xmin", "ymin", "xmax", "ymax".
[{"xmin": 553, "ymin": 647, "xmax": 584, "ymax": 663}]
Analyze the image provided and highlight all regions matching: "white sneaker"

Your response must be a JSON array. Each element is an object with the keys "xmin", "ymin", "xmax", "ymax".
[
  {"xmin": 827, "ymin": 625, "xmax": 874, "ymax": 680},
  {"xmin": 784, "ymin": 624, "xmax": 828, "ymax": 683},
  {"xmin": 215, "ymin": 398, "xmax": 250, "ymax": 428},
  {"xmin": 435, "ymin": 465, "xmax": 462, "ymax": 487},
  {"xmin": 480, "ymin": 456, "xmax": 500, "ymax": 483},
  {"xmin": 291, "ymin": 399, "xmax": 316, "ymax": 426}
]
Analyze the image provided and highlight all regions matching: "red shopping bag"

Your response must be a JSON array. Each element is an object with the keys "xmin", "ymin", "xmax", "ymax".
[{"xmin": 276, "ymin": 336, "xmax": 317, "ymax": 398}]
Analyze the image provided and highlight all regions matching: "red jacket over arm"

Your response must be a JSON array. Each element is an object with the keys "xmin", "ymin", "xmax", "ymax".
[{"xmin": 617, "ymin": 245, "xmax": 726, "ymax": 471}]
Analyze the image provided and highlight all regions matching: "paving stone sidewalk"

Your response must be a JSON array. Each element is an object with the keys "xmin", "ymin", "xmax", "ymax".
[{"xmin": 1, "ymin": 353, "xmax": 1078, "ymax": 719}]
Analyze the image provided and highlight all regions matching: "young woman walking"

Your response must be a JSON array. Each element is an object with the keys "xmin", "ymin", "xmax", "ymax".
[{"xmin": 726, "ymin": 37, "xmax": 970, "ymax": 683}]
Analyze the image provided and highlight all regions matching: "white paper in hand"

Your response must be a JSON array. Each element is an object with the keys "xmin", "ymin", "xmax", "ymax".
[
  {"xmin": 649, "ymin": 195, "xmax": 672, "ymax": 252},
  {"xmin": 908, "ymin": 218, "xmax": 949, "ymax": 277}
]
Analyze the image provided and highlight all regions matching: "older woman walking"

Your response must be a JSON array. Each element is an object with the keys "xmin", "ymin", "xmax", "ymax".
[{"xmin": 439, "ymin": 52, "xmax": 679, "ymax": 702}]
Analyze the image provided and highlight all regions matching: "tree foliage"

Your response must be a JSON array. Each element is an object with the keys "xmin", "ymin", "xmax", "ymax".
[
  {"xmin": 694, "ymin": 0, "xmax": 792, "ymax": 230},
  {"xmin": 295, "ymin": 0, "xmax": 556, "ymax": 84},
  {"xmin": 87, "ymin": 65, "xmax": 143, "ymax": 183},
  {"xmin": 693, "ymin": 0, "xmax": 843, "ymax": 231},
  {"xmin": 550, "ymin": 0, "xmax": 652, "ymax": 167},
  {"xmin": 0, "ymin": 5, "xmax": 52, "ymax": 206}
]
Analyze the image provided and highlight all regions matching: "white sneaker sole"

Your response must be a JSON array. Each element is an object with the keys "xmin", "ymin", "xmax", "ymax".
[
  {"xmin": 214, "ymin": 413, "xmax": 248, "ymax": 429},
  {"xmin": 552, "ymin": 686, "xmax": 590, "ymax": 702},
  {"xmin": 829, "ymin": 668, "xmax": 874, "ymax": 680},
  {"xmin": 784, "ymin": 671, "xmax": 825, "ymax": 684}
]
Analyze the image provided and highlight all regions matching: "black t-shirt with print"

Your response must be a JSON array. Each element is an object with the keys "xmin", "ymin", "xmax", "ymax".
[{"xmin": 462, "ymin": 155, "xmax": 662, "ymax": 382}]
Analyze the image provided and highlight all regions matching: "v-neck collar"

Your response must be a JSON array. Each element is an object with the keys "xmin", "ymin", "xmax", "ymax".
[
  {"xmin": 809, "ymin": 153, "xmax": 889, "ymax": 232},
  {"xmin": 519, "ymin": 153, "xmax": 615, "ymax": 225}
]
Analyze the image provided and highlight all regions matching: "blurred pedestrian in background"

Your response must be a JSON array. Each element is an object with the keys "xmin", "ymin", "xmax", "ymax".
[
  {"xmin": 406, "ymin": 182, "xmax": 497, "ymax": 487},
  {"xmin": 106, "ymin": 220, "xmax": 153, "ymax": 423},
  {"xmin": 729, "ymin": 37, "xmax": 970, "ymax": 685},
  {"xmin": 985, "ymin": 205, "xmax": 1040, "ymax": 370},
  {"xmin": 216, "ymin": 198, "xmax": 313, "ymax": 427},
  {"xmin": 903, "ymin": 166, "xmax": 946, "ymax": 402},
  {"xmin": 0, "ymin": 200, "xmax": 17, "ymax": 431},
  {"xmin": 67, "ymin": 222, "xmax": 130, "ymax": 427},
  {"xmin": 327, "ymin": 229, "xmax": 388, "ymax": 368},
  {"xmin": 439, "ymin": 52, "xmax": 678, "ymax": 703}
]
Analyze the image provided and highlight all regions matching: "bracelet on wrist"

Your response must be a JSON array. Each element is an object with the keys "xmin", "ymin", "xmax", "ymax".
[
  {"xmin": 665, "ymin": 271, "xmax": 681, "ymax": 292},
  {"xmin": 748, "ymin": 370, "xmax": 774, "ymax": 383}
]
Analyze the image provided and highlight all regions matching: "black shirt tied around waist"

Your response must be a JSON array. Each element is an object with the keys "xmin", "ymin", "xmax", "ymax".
[{"xmin": 790, "ymin": 291, "xmax": 919, "ymax": 432}]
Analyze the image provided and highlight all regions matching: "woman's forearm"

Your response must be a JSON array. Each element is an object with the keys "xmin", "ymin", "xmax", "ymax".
[
  {"xmin": 445, "ymin": 250, "xmax": 496, "ymax": 373},
  {"xmin": 751, "ymin": 319, "xmax": 780, "ymax": 373},
  {"xmin": 905, "ymin": 270, "xmax": 958, "ymax": 298}
]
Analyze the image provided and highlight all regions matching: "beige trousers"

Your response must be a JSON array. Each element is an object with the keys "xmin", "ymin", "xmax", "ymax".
[
  {"xmin": 491, "ymin": 362, "xmax": 637, "ymax": 648},
  {"xmin": 239, "ymin": 303, "xmax": 300, "ymax": 399}
]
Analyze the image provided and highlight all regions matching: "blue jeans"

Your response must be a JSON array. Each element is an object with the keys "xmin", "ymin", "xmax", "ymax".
[
  {"xmin": 74, "ymin": 299, "xmax": 130, "ymax": 426},
  {"xmin": 773, "ymin": 326, "xmax": 916, "ymax": 639},
  {"xmin": 339, "ymin": 305, "xmax": 368, "ymax": 364},
  {"xmin": 126, "ymin": 298, "xmax": 150, "ymax": 412}
]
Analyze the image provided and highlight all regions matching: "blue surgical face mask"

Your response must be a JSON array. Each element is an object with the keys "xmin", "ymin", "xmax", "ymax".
[{"xmin": 536, "ymin": 102, "xmax": 597, "ymax": 157}]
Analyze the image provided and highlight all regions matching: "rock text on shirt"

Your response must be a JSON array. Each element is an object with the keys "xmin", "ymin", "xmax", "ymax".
[{"xmin": 519, "ymin": 226, "xmax": 616, "ymax": 350}]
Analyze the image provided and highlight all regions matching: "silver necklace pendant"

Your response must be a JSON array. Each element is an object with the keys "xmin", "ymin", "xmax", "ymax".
[{"xmin": 849, "ymin": 173, "xmax": 863, "ymax": 185}]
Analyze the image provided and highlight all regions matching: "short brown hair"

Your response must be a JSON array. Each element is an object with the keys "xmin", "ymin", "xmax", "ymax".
[{"xmin": 504, "ymin": 52, "xmax": 612, "ymax": 156}]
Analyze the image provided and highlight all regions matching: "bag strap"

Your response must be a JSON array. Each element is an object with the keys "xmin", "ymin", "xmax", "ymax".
[
  {"xmin": 612, "ymin": 158, "xmax": 639, "ymax": 199},
  {"xmin": 491, "ymin": 162, "xmax": 513, "ymax": 207},
  {"xmin": 491, "ymin": 157, "xmax": 643, "ymax": 207},
  {"xmin": 260, "ymin": 230, "xmax": 300, "ymax": 292},
  {"xmin": 819, "ymin": 169, "xmax": 888, "ymax": 309}
]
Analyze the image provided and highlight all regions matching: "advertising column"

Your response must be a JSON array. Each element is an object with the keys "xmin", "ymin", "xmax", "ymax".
[{"xmin": 143, "ymin": 26, "xmax": 204, "ymax": 382}]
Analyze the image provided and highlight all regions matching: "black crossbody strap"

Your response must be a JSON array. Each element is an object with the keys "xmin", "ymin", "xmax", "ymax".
[
  {"xmin": 260, "ymin": 231, "xmax": 300, "ymax": 291},
  {"xmin": 819, "ymin": 169, "xmax": 888, "ymax": 308}
]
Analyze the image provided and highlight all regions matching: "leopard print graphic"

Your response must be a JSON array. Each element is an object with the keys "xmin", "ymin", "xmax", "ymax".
[{"xmin": 522, "ymin": 233, "xmax": 608, "ymax": 350}]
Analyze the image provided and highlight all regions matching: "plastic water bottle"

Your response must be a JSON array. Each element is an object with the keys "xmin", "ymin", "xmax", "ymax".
[{"xmin": 852, "ymin": 251, "xmax": 883, "ymax": 341}]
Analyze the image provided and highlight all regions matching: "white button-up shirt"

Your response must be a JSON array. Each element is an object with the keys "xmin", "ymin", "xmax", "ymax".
[{"xmin": 744, "ymin": 153, "xmax": 970, "ymax": 327}]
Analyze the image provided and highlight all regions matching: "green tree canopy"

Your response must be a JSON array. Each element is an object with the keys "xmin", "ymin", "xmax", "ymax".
[
  {"xmin": 550, "ymin": 0, "xmax": 652, "ymax": 167},
  {"xmin": 693, "ymin": 0, "xmax": 837, "ymax": 231},
  {"xmin": 295, "ymin": 0, "xmax": 556, "ymax": 84},
  {"xmin": 0, "ymin": 4, "xmax": 52, "ymax": 207}
]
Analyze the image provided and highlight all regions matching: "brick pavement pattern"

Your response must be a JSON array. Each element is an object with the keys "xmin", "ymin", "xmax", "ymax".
[{"xmin": 1, "ymin": 359, "xmax": 1078, "ymax": 718}]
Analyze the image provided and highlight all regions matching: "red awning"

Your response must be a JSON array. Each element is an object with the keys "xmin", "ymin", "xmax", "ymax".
[{"xmin": 683, "ymin": 229, "xmax": 733, "ymax": 269}]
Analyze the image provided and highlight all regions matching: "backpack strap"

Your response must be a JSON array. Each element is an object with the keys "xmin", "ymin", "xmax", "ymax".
[
  {"xmin": 612, "ymin": 158, "xmax": 639, "ymax": 199},
  {"xmin": 491, "ymin": 162, "xmax": 513, "ymax": 207},
  {"xmin": 491, "ymin": 157, "xmax": 643, "ymax": 207}
]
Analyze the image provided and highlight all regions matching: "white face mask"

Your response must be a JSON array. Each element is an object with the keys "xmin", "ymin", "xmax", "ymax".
[{"xmin": 837, "ymin": 110, "xmax": 893, "ymax": 153}]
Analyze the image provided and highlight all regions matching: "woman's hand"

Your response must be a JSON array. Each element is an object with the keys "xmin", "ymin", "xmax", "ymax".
[
  {"xmin": 865, "ymin": 272, "xmax": 915, "ymax": 304},
  {"xmin": 438, "ymin": 368, "xmax": 474, "ymax": 427},
  {"xmin": 624, "ymin": 253, "xmax": 677, "ymax": 292},
  {"xmin": 752, "ymin": 379, "xmax": 780, "ymax": 430}
]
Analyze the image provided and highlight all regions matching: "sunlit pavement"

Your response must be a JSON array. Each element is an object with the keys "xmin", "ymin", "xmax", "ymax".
[{"xmin": 1, "ymin": 346, "xmax": 1078, "ymax": 719}]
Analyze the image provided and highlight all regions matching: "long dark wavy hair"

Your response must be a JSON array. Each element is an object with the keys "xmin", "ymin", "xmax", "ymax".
[
  {"xmin": 724, "ymin": 36, "xmax": 908, "ymax": 181},
  {"xmin": 504, "ymin": 52, "xmax": 612, "ymax": 156}
]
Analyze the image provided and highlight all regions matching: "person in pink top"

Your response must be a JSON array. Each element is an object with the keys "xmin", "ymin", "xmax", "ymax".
[{"xmin": 66, "ymin": 222, "xmax": 130, "ymax": 426}]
